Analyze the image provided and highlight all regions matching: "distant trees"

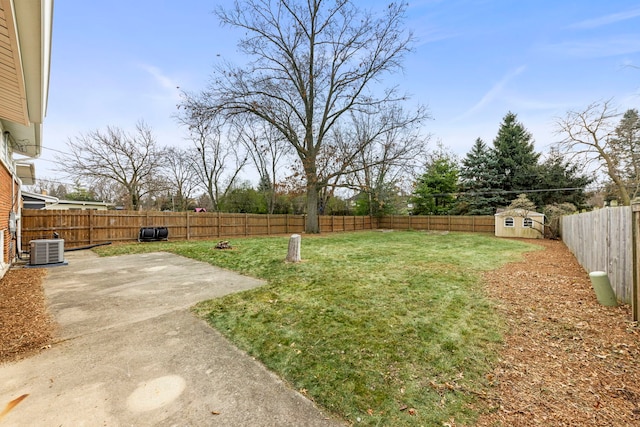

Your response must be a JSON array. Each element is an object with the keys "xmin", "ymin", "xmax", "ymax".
[
  {"xmin": 555, "ymin": 100, "xmax": 638, "ymax": 206},
  {"xmin": 535, "ymin": 147, "xmax": 592, "ymax": 209},
  {"xmin": 411, "ymin": 149, "xmax": 459, "ymax": 215},
  {"xmin": 183, "ymin": 0, "xmax": 428, "ymax": 232},
  {"xmin": 610, "ymin": 108, "xmax": 640, "ymax": 202},
  {"xmin": 410, "ymin": 112, "xmax": 592, "ymax": 216},
  {"xmin": 339, "ymin": 108, "xmax": 429, "ymax": 217},
  {"xmin": 456, "ymin": 138, "xmax": 502, "ymax": 215},
  {"xmin": 175, "ymin": 93, "xmax": 248, "ymax": 210},
  {"xmin": 163, "ymin": 147, "xmax": 199, "ymax": 211},
  {"xmin": 56, "ymin": 121, "xmax": 165, "ymax": 210},
  {"xmin": 491, "ymin": 112, "xmax": 540, "ymax": 207}
]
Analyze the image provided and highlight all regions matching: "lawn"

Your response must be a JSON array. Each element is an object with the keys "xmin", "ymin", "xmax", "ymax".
[{"xmin": 96, "ymin": 231, "xmax": 537, "ymax": 426}]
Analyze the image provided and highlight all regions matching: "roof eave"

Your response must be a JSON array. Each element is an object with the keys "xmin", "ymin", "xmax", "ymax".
[{"xmin": 1, "ymin": 0, "xmax": 53, "ymax": 158}]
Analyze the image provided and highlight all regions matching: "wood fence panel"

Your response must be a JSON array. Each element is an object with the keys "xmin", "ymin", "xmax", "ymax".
[
  {"xmin": 561, "ymin": 207, "xmax": 633, "ymax": 303},
  {"xmin": 357, "ymin": 215, "xmax": 493, "ymax": 232},
  {"xmin": 21, "ymin": 211, "xmax": 494, "ymax": 249}
]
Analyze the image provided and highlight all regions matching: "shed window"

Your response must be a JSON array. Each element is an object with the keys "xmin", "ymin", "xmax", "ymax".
[
  {"xmin": 504, "ymin": 217, "xmax": 514, "ymax": 227},
  {"xmin": 523, "ymin": 217, "xmax": 533, "ymax": 228}
]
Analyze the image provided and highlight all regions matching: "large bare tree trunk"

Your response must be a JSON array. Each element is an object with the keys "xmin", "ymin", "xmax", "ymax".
[{"xmin": 305, "ymin": 175, "xmax": 320, "ymax": 233}]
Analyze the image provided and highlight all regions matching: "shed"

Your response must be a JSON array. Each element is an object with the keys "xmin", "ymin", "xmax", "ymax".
[{"xmin": 495, "ymin": 208, "xmax": 545, "ymax": 239}]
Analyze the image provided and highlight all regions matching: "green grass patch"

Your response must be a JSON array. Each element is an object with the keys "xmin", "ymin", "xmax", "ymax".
[{"xmin": 95, "ymin": 231, "xmax": 538, "ymax": 425}]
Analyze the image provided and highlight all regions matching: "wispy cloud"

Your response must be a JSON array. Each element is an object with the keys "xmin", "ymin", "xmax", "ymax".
[
  {"xmin": 568, "ymin": 8, "xmax": 640, "ymax": 29},
  {"xmin": 137, "ymin": 63, "xmax": 181, "ymax": 100},
  {"xmin": 453, "ymin": 65, "xmax": 526, "ymax": 121},
  {"xmin": 412, "ymin": 27, "xmax": 460, "ymax": 48},
  {"xmin": 542, "ymin": 36, "xmax": 640, "ymax": 58}
]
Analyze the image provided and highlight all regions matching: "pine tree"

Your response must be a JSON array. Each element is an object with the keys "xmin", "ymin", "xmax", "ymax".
[
  {"xmin": 492, "ymin": 112, "xmax": 540, "ymax": 207},
  {"xmin": 535, "ymin": 147, "xmax": 592, "ymax": 209},
  {"xmin": 411, "ymin": 156, "xmax": 459, "ymax": 215},
  {"xmin": 610, "ymin": 109, "xmax": 640, "ymax": 201},
  {"xmin": 456, "ymin": 138, "xmax": 503, "ymax": 214}
]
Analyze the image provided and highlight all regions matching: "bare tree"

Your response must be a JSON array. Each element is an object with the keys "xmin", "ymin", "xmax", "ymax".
[
  {"xmin": 163, "ymin": 147, "xmax": 200, "ymax": 211},
  {"xmin": 230, "ymin": 117, "xmax": 292, "ymax": 213},
  {"xmin": 336, "ymin": 107, "xmax": 429, "ymax": 215},
  {"xmin": 192, "ymin": 0, "xmax": 423, "ymax": 232},
  {"xmin": 555, "ymin": 100, "xmax": 633, "ymax": 206},
  {"xmin": 175, "ymin": 93, "xmax": 247, "ymax": 211},
  {"xmin": 57, "ymin": 121, "xmax": 165, "ymax": 210}
]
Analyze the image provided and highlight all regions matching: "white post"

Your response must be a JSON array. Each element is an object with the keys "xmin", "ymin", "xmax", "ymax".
[{"xmin": 286, "ymin": 234, "xmax": 301, "ymax": 263}]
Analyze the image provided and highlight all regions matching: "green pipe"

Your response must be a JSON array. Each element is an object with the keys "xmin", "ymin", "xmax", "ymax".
[{"xmin": 588, "ymin": 271, "xmax": 618, "ymax": 307}]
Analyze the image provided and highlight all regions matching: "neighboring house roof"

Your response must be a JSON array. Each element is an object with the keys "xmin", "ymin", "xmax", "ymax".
[
  {"xmin": 45, "ymin": 200, "xmax": 113, "ymax": 210},
  {"xmin": 22, "ymin": 191, "xmax": 113, "ymax": 210},
  {"xmin": 0, "ymin": 0, "xmax": 54, "ymax": 158}
]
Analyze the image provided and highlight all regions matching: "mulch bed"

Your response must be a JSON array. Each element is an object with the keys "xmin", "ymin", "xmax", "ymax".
[
  {"xmin": 476, "ymin": 239, "xmax": 640, "ymax": 426},
  {"xmin": 0, "ymin": 267, "xmax": 55, "ymax": 364},
  {"xmin": 1, "ymin": 240, "xmax": 639, "ymax": 426}
]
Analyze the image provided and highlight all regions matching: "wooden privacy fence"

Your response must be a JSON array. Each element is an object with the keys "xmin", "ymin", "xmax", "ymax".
[
  {"xmin": 20, "ymin": 210, "xmax": 495, "ymax": 249},
  {"xmin": 378, "ymin": 215, "xmax": 495, "ymax": 233},
  {"xmin": 22, "ymin": 210, "xmax": 310, "ymax": 246},
  {"xmin": 561, "ymin": 206, "xmax": 633, "ymax": 304}
]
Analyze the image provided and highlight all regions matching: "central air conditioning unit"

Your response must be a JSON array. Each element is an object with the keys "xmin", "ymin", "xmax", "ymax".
[{"xmin": 30, "ymin": 239, "xmax": 65, "ymax": 265}]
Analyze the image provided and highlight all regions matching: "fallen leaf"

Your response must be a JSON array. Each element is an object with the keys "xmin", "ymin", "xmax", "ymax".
[{"xmin": 0, "ymin": 394, "xmax": 29, "ymax": 421}]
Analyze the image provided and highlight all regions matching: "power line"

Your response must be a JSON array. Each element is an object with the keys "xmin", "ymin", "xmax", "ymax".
[{"xmin": 427, "ymin": 186, "xmax": 601, "ymax": 198}]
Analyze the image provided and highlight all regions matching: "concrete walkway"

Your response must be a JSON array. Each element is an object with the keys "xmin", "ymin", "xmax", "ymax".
[{"xmin": 0, "ymin": 251, "xmax": 342, "ymax": 426}]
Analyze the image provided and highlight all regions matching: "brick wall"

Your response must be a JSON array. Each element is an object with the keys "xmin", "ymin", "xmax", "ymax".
[{"xmin": 0, "ymin": 161, "xmax": 18, "ymax": 265}]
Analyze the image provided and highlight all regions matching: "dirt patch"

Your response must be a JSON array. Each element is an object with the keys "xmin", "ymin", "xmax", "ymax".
[
  {"xmin": 0, "ymin": 267, "xmax": 55, "ymax": 364},
  {"xmin": 477, "ymin": 239, "xmax": 640, "ymax": 426}
]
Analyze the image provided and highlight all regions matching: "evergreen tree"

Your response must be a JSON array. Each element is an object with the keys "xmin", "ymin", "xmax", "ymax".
[
  {"xmin": 610, "ymin": 108, "xmax": 640, "ymax": 201},
  {"xmin": 535, "ymin": 147, "xmax": 592, "ymax": 209},
  {"xmin": 492, "ymin": 112, "xmax": 540, "ymax": 206},
  {"xmin": 411, "ymin": 156, "xmax": 459, "ymax": 215},
  {"xmin": 456, "ymin": 138, "xmax": 503, "ymax": 214}
]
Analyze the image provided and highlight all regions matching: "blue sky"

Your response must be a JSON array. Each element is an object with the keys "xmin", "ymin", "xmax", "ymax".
[{"xmin": 35, "ymin": 0, "xmax": 640, "ymax": 185}]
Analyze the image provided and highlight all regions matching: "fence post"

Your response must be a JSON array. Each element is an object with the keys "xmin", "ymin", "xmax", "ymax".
[
  {"xmin": 89, "ymin": 210, "xmax": 94, "ymax": 244},
  {"xmin": 186, "ymin": 211, "xmax": 190, "ymax": 241},
  {"xmin": 632, "ymin": 200, "xmax": 640, "ymax": 321},
  {"xmin": 217, "ymin": 211, "xmax": 221, "ymax": 237}
]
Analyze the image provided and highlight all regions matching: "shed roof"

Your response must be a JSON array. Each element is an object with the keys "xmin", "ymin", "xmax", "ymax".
[{"xmin": 495, "ymin": 208, "xmax": 545, "ymax": 217}]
